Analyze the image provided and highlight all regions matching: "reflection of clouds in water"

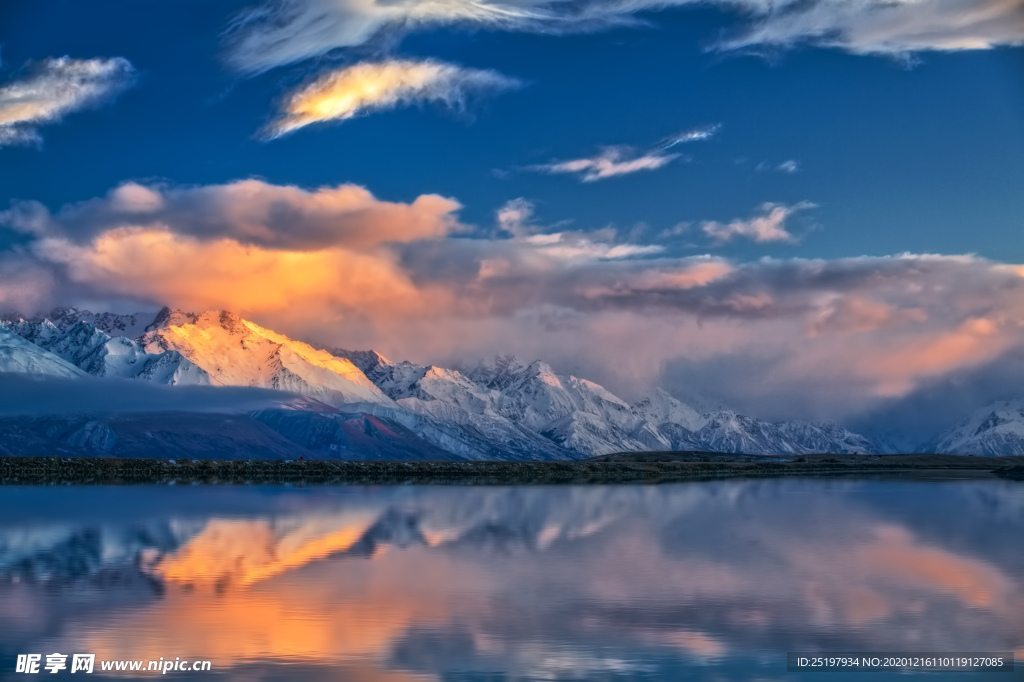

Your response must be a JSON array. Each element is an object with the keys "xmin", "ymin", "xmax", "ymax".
[
  {"xmin": 2, "ymin": 480, "xmax": 1022, "ymax": 678},
  {"xmin": 71, "ymin": 548, "xmax": 482, "ymax": 667}
]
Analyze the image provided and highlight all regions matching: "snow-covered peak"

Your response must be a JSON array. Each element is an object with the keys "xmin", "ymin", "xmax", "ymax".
[
  {"xmin": 631, "ymin": 387, "xmax": 709, "ymax": 432},
  {"xmin": 467, "ymin": 353, "xmax": 532, "ymax": 390},
  {"xmin": 3, "ymin": 318, "xmax": 209, "ymax": 385},
  {"xmin": 331, "ymin": 348, "xmax": 393, "ymax": 382},
  {"xmin": 0, "ymin": 327, "xmax": 88, "ymax": 379},
  {"xmin": 141, "ymin": 310, "xmax": 393, "ymax": 406},
  {"xmin": 423, "ymin": 365, "xmax": 465, "ymax": 383},
  {"xmin": 774, "ymin": 420, "xmax": 878, "ymax": 455},
  {"xmin": 919, "ymin": 399, "xmax": 1024, "ymax": 456},
  {"xmin": 147, "ymin": 306, "xmax": 201, "ymax": 331},
  {"xmin": 46, "ymin": 307, "xmax": 157, "ymax": 340},
  {"xmin": 3, "ymin": 317, "xmax": 61, "ymax": 346}
]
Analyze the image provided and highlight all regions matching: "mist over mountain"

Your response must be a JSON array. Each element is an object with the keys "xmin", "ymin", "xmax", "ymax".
[{"xmin": 1, "ymin": 306, "xmax": 1021, "ymax": 459}]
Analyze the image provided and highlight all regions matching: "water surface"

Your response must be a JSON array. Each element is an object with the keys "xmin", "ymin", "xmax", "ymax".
[{"xmin": 1, "ymin": 478, "xmax": 1021, "ymax": 680}]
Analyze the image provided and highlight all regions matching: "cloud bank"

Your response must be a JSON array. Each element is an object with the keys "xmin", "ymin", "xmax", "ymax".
[
  {"xmin": 0, "ymin": 57, "xmax": 135, "ymax": 147},
  {"xmin": 224, "ymin": 0, "xmax": 1024, "ymax": 74},
  {"xmin": 3, "ymin": 179, "xmax": 463, "ymax": 250},
  {"xmin": 5, "ymin": 179, "xmax": 1024, "ymax": 430},
  {"xmin": 266, "ymin": 59, "xmax": 522, "ymax": 137}
]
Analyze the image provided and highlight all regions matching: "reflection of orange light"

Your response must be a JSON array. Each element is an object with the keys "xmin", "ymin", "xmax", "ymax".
[
  {"xmin": 78, "ymin": 546, "xmax": 483, "ymax": 669},
  {"xmin": 651, "ymin": 630, "xmax": 726, "ymax": 658},
  {"xmin": 77, "ymin": 587, "xmax": 435, "ymax": 666},
  {"xmin": 857, "ymin": 526, "xmax": 1005, "ymax": 607},
  {"xmin": 838, "ymin": 586, "xmax": 889, "ymax": 624}
]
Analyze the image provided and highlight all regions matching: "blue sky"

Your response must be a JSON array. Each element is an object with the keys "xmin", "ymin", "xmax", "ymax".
[
  {"xmin": 3, "ymin": 0, "xmax": 1023, "ymax": 258},
  {"xmin": 1, "ymin": 0, "xmax": 1023, "ymax": 437}
]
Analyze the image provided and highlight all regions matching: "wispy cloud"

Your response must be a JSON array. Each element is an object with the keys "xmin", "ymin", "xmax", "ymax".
[
  {"xmin": 266, "ymin": 59, "xmax": 521, "ymax": 137},
  {"xmin": 224, "ymin": 0, "xmax": 1024, "ymax": 75},
  {"xmin": 662, "ymin": 123, "xmax": 721, "ymax": 148},
  {"xmin": 721, "ymin": 0, "xmax": 1024, "ymax": 55},
  {"xmin": 702, "ymin": 201, "xmax": 815, "ymax": 244},
  {"xmin": 528, "ymin": 147, "xmax": 679, "ymax": 182},
  {"xmin": 524, "ymin": 122, "xmax": 719, "ymax": 182},
  {"xmin": 0, "ymin": 57, "xmax": 135, "ymax": 147},
  {"xmin": 755, "ymin": 160, "xmax": 800, "ymax": 173}
]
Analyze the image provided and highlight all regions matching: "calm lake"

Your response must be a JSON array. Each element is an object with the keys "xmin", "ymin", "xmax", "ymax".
[{"xmin": 1, "ymin": 477, "xmax": 1021, "ymax": 680}]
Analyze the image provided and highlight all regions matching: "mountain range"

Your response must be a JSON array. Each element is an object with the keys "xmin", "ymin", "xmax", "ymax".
[{"xmin": 1, "ymin": 307, "xmax": 1021, "ymax": 458}]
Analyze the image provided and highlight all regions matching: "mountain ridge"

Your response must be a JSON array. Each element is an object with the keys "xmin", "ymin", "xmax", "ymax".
[{"xmin": 2, "ymin": 306, "xmax": 1020, "ymax": 458}]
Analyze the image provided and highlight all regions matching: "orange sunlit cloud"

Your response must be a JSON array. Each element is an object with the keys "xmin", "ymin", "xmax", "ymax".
[
  {"xmin": 268, "ymin": 59, "xmax": 520, "ymax": 137},
  {"xmin": 36, "ymin": 178, "xmax": 463, "ymax": 250},
  {"xmin": 857, "ymin": 317, "xmax": 1013, "ymax": 397},
  {"xmin": 36, "ymin": 227, "xmax": 453, "ymax": 318}
]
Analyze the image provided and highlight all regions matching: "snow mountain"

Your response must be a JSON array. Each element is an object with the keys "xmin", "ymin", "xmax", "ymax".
[
  {"xmin": 336, "ymin": 350, "xmax": 880, "ymax": 457},
  {"xmin": 0, "ymin": 326, "xmax": 87, "ymax": 379},
  {"xmin": 332, "ymin": 351, "xmax": 572, "ymax": 459},
  {"xmin": 632, "ymin": 387, "xmax": 710, "ymax": 432},
  {"xmin": 141, "ymin": 309, "xmax": 393, "ymax": 406},
  {"xmin": 630, "ymin": 387, "xmax": 876, "ymax": 455},
  {"xmin": 2, "ymin": 306, "xmax": 891, "ymax": 458},
  {"xmin": 336, "ymin": 351, "xmax": 669, "ymax": 458},
  {"xmin": 917, "ymin": 399, "xmax": 1024, "ymax": 456},
  {"xmin": 46, "ymin": 307, "xmax": 156, "ymax": 339},
  {"xmin": 3, "ymin": 317, "xmax": 208, "ymax": 385}
]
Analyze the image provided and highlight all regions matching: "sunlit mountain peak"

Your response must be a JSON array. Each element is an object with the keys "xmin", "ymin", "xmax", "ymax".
[{"xmin": 141, "ymin": 308, "xmax": 394, "ymax": 407}]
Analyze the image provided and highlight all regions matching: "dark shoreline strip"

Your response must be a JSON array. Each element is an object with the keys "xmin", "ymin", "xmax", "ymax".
[{"xmin": 1, "ymin": 454, "xmax": 1021, "ymax": 486}]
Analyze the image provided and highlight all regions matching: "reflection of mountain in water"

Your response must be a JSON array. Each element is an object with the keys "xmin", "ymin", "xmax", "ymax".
[{"xmin": 1, "ymin": 481, "xmax": 1022, "ymax": 680}]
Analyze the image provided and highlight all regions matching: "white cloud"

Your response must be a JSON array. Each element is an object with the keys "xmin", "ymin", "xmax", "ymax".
[
  {"xmin": 701, "ymin": 201, "xmax": 814, "ymax": 244},
  {"xmin": 224, "ymin": 0, "xmax": 1024, "ymax": 74},
  {"xmin": 496, "ymin": 198, "xmax": 539, "ymax": 237},
  {"xmin": 722, "ymin": 0, "xmax": 1024, "ymax": 55},
  {"xmin": 778, "ymin": 160, "xmax": 799, "ymax": 173},
  {"xmin": 662, "ymin": 123, "xmax": 721, "ymax": 148},
  {"xmin": 528, "ymin": 147, "xmax": 680, "ymax": 182},
  {"xmin": 522, "ymin": 231, "xmax": 664, "ymax": 260},
  {"xmin": 265, "ymin": 59, "xmax": 521, "ymax": 136},
  {"xmin": 0, "ymin": 57, "xmax": 135, "ymax": 147}
]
